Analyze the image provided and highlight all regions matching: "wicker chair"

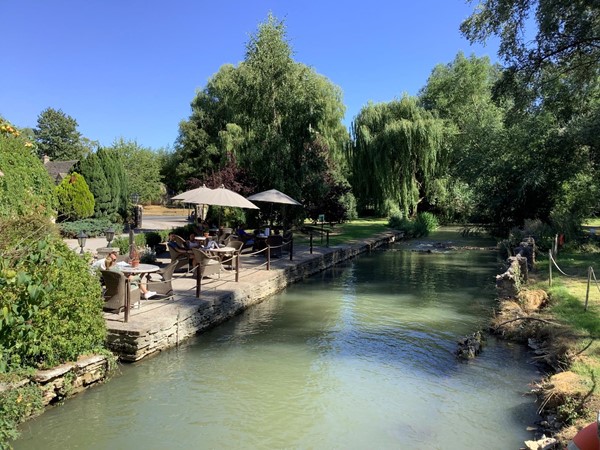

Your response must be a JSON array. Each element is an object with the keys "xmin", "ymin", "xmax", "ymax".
[
  {"xmin": 168, "ymin": 244, "xmax": 190, "ymax": 272},
  {"xmin": 101, "ymin": 270, "xmax": 141, "ymax": 313},
  {"xmin": 147, "ymin": 260, "xmax": 178, "ymax": 298},
  {"xmin": 222, "ymin": 240, "xmax": 244, "ymax": 269},
  {"xmin": 191, "ymin": 248, "xmax": 222, "ymax": 279}
]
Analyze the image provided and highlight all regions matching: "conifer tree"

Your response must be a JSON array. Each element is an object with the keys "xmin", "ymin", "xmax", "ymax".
[
  {"xmin": 78, "ymin": 153, "xmax": 110, "ymax": 217},
  {"xmin": 55, "ymin": 172, "xmax": 95, "ymax": 221}
]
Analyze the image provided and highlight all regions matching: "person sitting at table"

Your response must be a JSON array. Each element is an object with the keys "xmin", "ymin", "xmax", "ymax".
[
  {"xmin": 236, "ymin": 224, "xmax": 255, "ymax": 246},
  {"xmin": 168, "ymin": 232, "xmax": 197, "ymax": 269},
  {"xmin": 187, "ymin": 233, "xmax": 201, "ymax": 249},
  {"xmin": 105, "ymin": 252, "xmax": 156, "ymax": 299},
  {"xmin": 91, "ymin": 250, "xmax": 118, "ymax": 271},
  {"xmin": 201, "ymin": 239, "xmax": 220, "ymax": 250}
]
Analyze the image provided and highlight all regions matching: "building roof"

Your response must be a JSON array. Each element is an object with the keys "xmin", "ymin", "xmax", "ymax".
[{"xmin": 44, "ymin": 160, "xmax": 78, "ymax": 184}]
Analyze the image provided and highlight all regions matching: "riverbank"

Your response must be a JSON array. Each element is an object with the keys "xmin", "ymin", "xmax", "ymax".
[{"xmin": 489, "ymin": 243, "xmax": 600, "ymax": 447}]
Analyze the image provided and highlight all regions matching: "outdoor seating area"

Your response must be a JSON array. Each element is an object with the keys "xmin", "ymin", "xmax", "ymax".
[{"xmin": 92, "ymin": 228, "xmax": 298, "ymax": 323}]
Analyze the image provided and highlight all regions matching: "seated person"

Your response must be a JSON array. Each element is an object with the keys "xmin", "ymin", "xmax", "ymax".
[
  {"xmin": 169, "ymin": 232, "xmax": 196, "ymax": 269},
  {"xmin": 236, "ymin": 224, "xmax": 255, "ymax": 245},
  {"xmin": 104, "ymin": 252, "xmax": 156, "ymax": 299},
  {"xmin": 201, "ymin": 239, "xmax": 220, "ymax": 250},
  {"xmin": 168, "ymin": 233, "xmax": 188, "ymax": 253},
  {"xmin": 187, "ymin": 233, "xmax": 201, "ymax": 249},
  {"xmin": 91, "ymin": 250, "xmax": 118, "ymax": 271}
]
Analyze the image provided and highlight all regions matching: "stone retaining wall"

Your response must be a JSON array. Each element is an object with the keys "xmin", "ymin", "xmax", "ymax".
[{"xmin": 0, "ymin": 354, "xmax": 112, "ymax": 409}]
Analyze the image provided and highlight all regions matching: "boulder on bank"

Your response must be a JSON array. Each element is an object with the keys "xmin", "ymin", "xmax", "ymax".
[{"xmin": 455, "ymin": 331, "xmax": 485, "ymax": 360}]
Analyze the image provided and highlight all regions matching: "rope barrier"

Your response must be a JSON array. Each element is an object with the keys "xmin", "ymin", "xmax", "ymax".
[
  {"xmin": 590, "ymin": 267, "xmax": 600, "ymax": 294},
  {"xmin": 548, "ymin": 251, "xmax": 574, "ymax": 277}
]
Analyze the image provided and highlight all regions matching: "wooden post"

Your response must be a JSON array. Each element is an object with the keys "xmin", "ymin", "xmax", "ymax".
[
  {"xmin": 267, "ymin": 246, "xmax": 271, "ymax": 270},
  {"xmin": 326, "ymin": 230, "xmax": 330, "ymax": 247},
  {"xmin": 289, "ymin": 238, "xmax": 293, "ymax": 261},
  {"xmin": 196, "ymin": 264, "xmax": 201, "ymax": 298},
  {"xmin": 585, "ymin": 266, "xmax": 592, "ymax": 311},
  {"xmin": 548, "ymin": 250, "xmax": 553, "ymax": 287},
  {"xmin": 309, "ymin": 234, "xmax": 313, "ymax": 254},
  {"xmin": 124, "ymin": 278, "xmax": 130, "ymax": 323},
  {"xmin": 235, "ymin": 253, "xmax": 240, "ymax": 282}
]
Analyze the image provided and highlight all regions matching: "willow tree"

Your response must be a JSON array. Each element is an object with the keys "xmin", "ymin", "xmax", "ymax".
[{"xmin": 349, "ymin": 96, "xmax": 446, "ymax": 217}]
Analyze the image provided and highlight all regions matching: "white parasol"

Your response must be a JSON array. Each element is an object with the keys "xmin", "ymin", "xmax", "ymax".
[{"xmin": 247, "ymin": 189, "xmax": 302, "ymax": 206}]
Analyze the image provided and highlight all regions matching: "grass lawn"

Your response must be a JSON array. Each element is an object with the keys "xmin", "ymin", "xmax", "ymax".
[
  {"xmin": 530, "ymin": 244, "xmax": 600, "ymax": 415},
  {"xmin": 295, "ymin": 218, "xmax": 390, "ymax": 246}
]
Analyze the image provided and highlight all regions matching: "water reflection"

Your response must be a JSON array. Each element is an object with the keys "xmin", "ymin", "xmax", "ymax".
[{"xmin": 15, "ymin": 246, "xmax": 539, "ymax": 450}]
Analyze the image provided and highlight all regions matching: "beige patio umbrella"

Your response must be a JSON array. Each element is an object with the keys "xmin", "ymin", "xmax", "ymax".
[
  {"xmin": 171, "ymin": 184, "xmax": 214, "ymax": 220},
  {"xmin": 247, "ymin": 189, "xmax": 302, "ymax": 206},
  {"xmin": 204, "ymin": 185, "xmax": 259, "ymax": 209},
  {"xmin": 171, "ymin": 184, "xmax": 213, "ymax": 203},
  {"xmin": 247, "ymin": 189, "xmax": 302, "ymax": 227}
]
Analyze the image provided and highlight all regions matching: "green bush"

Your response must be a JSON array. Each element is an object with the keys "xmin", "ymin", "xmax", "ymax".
[
  {"xmin": 0, "ymin": 132, "xmax": 56, "ymax": 219},
  {"xmin": 0, "ymin": 215, "xmax": 106, "ymax": 371},
  {"xmin": 413, "ymin": 212, "xmax": 439, "ymax": 237},
  {"xmin": 145, "ymin": 231, "xmax": 168, "ymax": 249},
  {"xmin": 0, "ymin": 382, "xmax": 44, "ymax": 445},
  {"xmin": 58, "ymin": 219, "xmax": 123, "ymax": 238},
  {"xmin": 388, "ymin": 213, "xmax": 415, "ymax": 237},
  {"xmin": 112, "ymin": 233, "xmax": 146, "ymax": 256},
  {"xmin": 388, "ymin": 212, "xmax": 439, "ymax": 238},
  {"xmin": 55, "ymin": 172, "xmax": 95, "ymax": 221}
]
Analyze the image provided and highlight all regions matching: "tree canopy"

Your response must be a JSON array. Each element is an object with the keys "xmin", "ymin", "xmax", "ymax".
[
  {"xmin": 34, "ymin": 108, "xmax": 88, "ymax": 161},
  {"xmin": 349, "ymin": 96, "xmax": 446, "ymax": 217},
  {"xmin": 170, "ymin": 14, "xmax": 352, "ymax": 224}
]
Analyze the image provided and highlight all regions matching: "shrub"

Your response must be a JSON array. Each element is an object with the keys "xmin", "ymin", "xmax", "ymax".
[
  {"xmin": 55, "ymin": 172, "xmax": 95, "ymax": 221},
  {"xmin": 413, "ymin": 212, "xmax": 439, "ymax": 237},
  {"xmin": 145, "ymin": 231, "xmax": 168, "ymax": 249},
  {"xmin": 58, "ymin": 219, "xmax": 123, "ymax": 238},
  {"xmin": 0, "ymin": 382, "xmax": 44, "ymax": 444},
  {"xmin": 0, "ymin": 214, "xmax": 106, "ymax": 371},
  {"xmin": 388, "ymin": 212, "xmax": 415, "ymax": 237},
  {"xmin": 0, "ymin": 131, "xmax": 56, "ymax": 219}
]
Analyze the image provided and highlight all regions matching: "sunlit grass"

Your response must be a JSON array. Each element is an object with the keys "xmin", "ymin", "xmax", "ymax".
[
  {"xmin": 532, "ymin": 248, "xmax": 600, "ymax": 393},
  {"xmin": 295, "ymin": 218, "xmax": 390, "ymax": 246}
]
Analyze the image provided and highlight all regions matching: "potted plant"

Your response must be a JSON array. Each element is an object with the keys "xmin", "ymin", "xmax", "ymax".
[{"xmin": 129, "ymin": 242, "xmax": 140, "ymax": 267}]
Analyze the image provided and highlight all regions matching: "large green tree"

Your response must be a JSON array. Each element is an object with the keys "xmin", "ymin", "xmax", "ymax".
[
  {"xmin": 110, "ymin": 138, "xmax": 163, "ymax": 205},
  {"xmin": 349, "ymin": 96, "xmax": 446, "ymax": 217},
  {"xmin": 34, "ymin": 108, "xmax": 88, "ymax": 161},
  {"xmin": 78, "ymin": 153, "xmax": 111, "ymax": 218},
  {"xmin": 461, "ymin": 0, "xmax": 600, "ymax": 88},
  {"xmin": 170, "ymin": 14, "xmax": 351, "ymax": 222},
  {"xmin": 419, "ymin": 53, "xmax": 506, "ymax": 221}
]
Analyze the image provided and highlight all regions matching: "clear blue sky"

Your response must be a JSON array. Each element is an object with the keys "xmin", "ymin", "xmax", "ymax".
[{"xmin": 1, "ymin": 1, "xmax": 498, "ymax": 150}]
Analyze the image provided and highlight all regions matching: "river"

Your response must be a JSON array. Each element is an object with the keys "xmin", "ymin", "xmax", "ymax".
[{"xmin": 14, "ymin": 243, "xmax": 540, "ymax": 449}]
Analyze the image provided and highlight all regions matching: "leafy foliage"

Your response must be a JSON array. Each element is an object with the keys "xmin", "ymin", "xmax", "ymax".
[
  {"xmin": 0, "ymin": 131, "xmax": 56, "ymax": 219},
  {"xmin": 78, "ymin": 152, "xmax": 111, "ymax": 219},
  {"xmin": 170, "ymin": 14, "xmax": 351, "ymax": 224},
  {"xmin": 58, "ymin": 218, "xmax": 124, "ymax": 239},
  {"xmin": 34, "ymin": 108, "xmax": 88, "ymax": 161},
  {"xmin": 0, "ymin": 214, "xmax": 106, "ymax": 371},
  {"xmin": 461, "ymin": 0, "xmax": 600, "ymax": 92},
  {"xmin": 349, "ymin": 96, "xmax": 446, "ymax": 217},
  {"xmin": 109, "ymin": 138, "xmax": 163, "ymax": 204},
  {"xmin": 388, "ymin": 212, "xmax": 439, "ymax": 238},
  {"xmin": 0, "ymin": 382, "xmax": 44, "ymax": 445},
  {"xmin": 54, "ymin": 172, "xmax": 95, "ymax": 221}
]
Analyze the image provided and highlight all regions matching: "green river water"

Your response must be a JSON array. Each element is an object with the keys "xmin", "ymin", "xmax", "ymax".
[{"xmin": 14, "ymin": 243, "xmax": 540, "ymax": 449}]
